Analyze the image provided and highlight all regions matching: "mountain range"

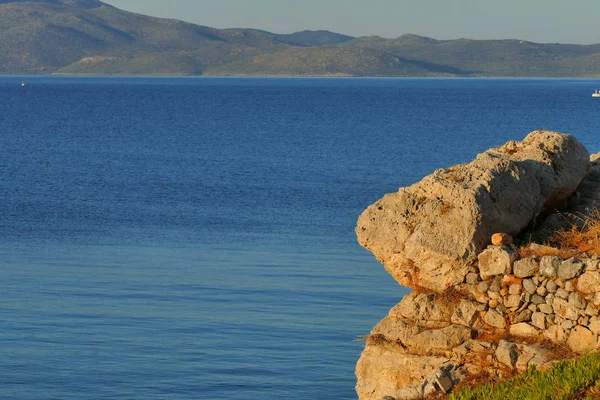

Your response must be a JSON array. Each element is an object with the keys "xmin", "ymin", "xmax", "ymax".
[{"xmin": 3, "ymin": 0, "xmax": 600, "ymax": 77}]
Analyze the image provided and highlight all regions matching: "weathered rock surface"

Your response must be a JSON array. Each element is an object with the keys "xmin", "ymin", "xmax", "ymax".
[
  {"xmin": 478, "ymin": 246, "xmax": 516, "ymax": 280},
  {"xmin": 355, "ymin": 134, "xmax": 600, "ymax": 400},
  {"xmin": 577, "ymin": 270, "xmax": 600, "ymax": 294},
  {"xmin": 356, "ymin": 131, "xmax": 589, "ymax": 292},
  {"xmin": 513, "ymin": 258, "xmax": 539, "ymax": 278},
  {"xmin": 356, "ymin": 345, "xmax": 449, "ymax": 400}
]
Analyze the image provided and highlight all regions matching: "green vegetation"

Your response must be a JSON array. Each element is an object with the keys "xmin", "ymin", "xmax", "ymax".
[
  {"xmin": 449, "ymin": 353, "xmax": 600, "ymax": 400},
  {"xmin": 3, "ymin": 0, "xmax": 600, "ymax": 76}
]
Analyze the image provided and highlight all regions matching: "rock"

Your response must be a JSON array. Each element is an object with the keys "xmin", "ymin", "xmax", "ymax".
[
  {"xmin": 466, "ymin": 272, "xmax": 480, "ymax": 285},
  {"xmin": 585, "ymin": 260, "xmax": 600, "ymax": 271},
  {"xmin": 523, "ymin": 279, "xmax": 537, "ymax": 294},
  {"xmin": 554, "ymin": 296, "xmax": 580, "ymax": 321},
  {"xmin": 451, "ymin": 300, "xmax": 480, "ymax": 327},
  {"xmin": 505, "ymin": 294, "xmax": 522, "ymax": 308},
  {"xmin": 565, "ymin": 280, "xmax": 575, "ymax": 291},
  {"xmin": 483, "ymin": 309, "xmax": 507, "ymax": 329},
  {"xmin": 594, "ymin": 293, "xmax": 600, "ymax": 307},
  {"xmin": 587, "ymin": 260, "xmax": 600, "ymax": 271},
  {"xmin": 568, "ymin": 292, "xmax": 587, "ymax": 310},
  {"xmin": 514, "ymin": 258, "xmax": 539, "ymax": 278},
  {"xmin": 539, "ymin": 304, "xmax": 554, "ymax": 314},
  {"xmin": 489, "ymin": 299, "xmax": 499, "ymax": 309},
  {"xmin": 531, "ymin": 295, "xmax": 544, "ymax": 304},
  {"xmin": 515, "ymin": 344, "xmax": 554, "ymax": 371},
  {"xmin": 589, "ymin": 317, "xmax": 600, "ymax": 334},
  {"xmin": 356, "ymin": 131, "xmax": 590, "ymax": 292},
  {"xmin": 371, "ymin": 317, "xmax": 472, "ymax": 356},
  {"xmin": 495, "ymin": 340, "xmax": 518, "ymax": 368},
  {"xmin": 586, "ymin": 305, "xmax": 599, "ymax": 317},
  {"xmin": 556, "ymin": 288, "xmax": 569, "ymax": 299},
  {"xmin": 545, "ymin": 325, "xmax": 567, "ymax": 342},
  {"xmin": 558, "ymin": 258, "xmax": 584, "ymax": 280},
  {"xmin": 390, "ymin": 293, "xmax": 452, "ymax": 327},
  {"xmin": 540, "ymin": 256, "xmax": 561, "ymax": 277},
  {"xmin": 502, "ymin": 275, "xmax": 523, "ymax": 286},
  {"xmin": 560, "ymin": 320, "xmax": 577, "ymax": 332},
  {"xmin": 434, "ymin": 375, "xmax": 454, "ymax": 393},
  {"xmin": 479, "ymin": 247, "xmax": 517, "ymax": 280},
  {"xmin": 546, "ymin": 280, "xmax": 558, "ymax": 293},
  {"xmin": 510, "ymin": 323, "xmax": 539, "ymax": 337},
  {"xmin": 553, "ymin": 297, "xmax": 568, "ymax": 317},
  {"xmin": 467, "ymin": 286, "xmax": 489, "ymax": 305},
  {"xmin": 536, "ymin": 286, "xmax": 548, "ymax": 296},
  {"xmin": 577, "ymin": 271, "xmax": 600, "ymax": 295},
  {"xmin": 356, "ymin": 347, "xmax": 449, "ymax": 400},
  {"xmin": 509, "ymin": 284, "xmax": 521, "ymax": 295},
  {"xmin": 389, "ymin": 365, "xmax": 458, "ymax": 400},
  {"xmin": 567, "ymin": 326, "xmax": 597, "ymax": 353},
  {"xmin": 511, "ymin": 309, "xmax": 533, "ymax": 324},
  {"xmin": 531, "ymin": 312, "xmax": 547, "ymax": 330},
  {"xmin": 492, "ymin": 233, "xmax": 513, "ymax": 246},
  {"xmin": 489, "ymin": 277, "xmax": 502, "ymax": 292},
  {"xmin": 392, "ymin": 383, "xmax": 428, "ymax": 400},
  {"xmin": 477, "ymin": 281, "xmax": 490, "ymax": 292}
]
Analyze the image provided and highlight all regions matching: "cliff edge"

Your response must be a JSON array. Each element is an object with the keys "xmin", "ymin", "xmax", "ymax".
[{"xmin": 355, "ymin": 131, "xmax": 600, "ymax": 400}]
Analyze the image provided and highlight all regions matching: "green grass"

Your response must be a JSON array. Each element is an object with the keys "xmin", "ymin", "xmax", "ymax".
[{"xmin": 449, "ymin": 353, "xmax": 600, "ymax": 400}]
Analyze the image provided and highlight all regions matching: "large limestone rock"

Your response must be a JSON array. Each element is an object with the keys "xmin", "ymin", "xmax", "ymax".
[
  {"xmin": 389, "ymin": 292, "xmax": 453, "ymax": 328},
  {"xmin": 356, "ymin": 345, "xmax": 449, "ymax": 400},
  {"xmin": 356, "ymin": 131, "xmax": 589, "ymax": 292}
]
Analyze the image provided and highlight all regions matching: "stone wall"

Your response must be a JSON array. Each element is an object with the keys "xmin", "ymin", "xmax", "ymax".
[{"xmin": 355, "ymin": 131, "xmax": 600, "ymax": 400}]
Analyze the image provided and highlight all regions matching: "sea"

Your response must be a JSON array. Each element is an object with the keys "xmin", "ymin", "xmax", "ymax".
[{"xmin": 1, "ymin": 76, "xmax": 600, "ymax": 400}]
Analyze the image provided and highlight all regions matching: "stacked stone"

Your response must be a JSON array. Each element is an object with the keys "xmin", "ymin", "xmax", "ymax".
[
  {"xmin": 355, "ymin": 132, "xmax": 595, "ymax": 400},
  {"xmin": 472, "ymin": 244, "xmax": 600, "ymax": 353}
]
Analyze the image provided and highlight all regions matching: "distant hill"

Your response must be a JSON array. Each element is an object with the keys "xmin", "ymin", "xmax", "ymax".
[
  {"xmin": 2, "ymin": 0, "xmax": 600, "ymax": 77},
  {"xmin": 274, "ymin": 30, "xmax": 354, "ymax": 47}
]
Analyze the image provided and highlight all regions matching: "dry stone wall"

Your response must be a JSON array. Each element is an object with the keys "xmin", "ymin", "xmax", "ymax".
[{"xmin": 355, "ymin": 131, "xmax": 600, "ymax": 400}]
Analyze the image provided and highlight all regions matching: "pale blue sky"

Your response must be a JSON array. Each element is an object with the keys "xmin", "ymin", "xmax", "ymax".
[{"xmin": 104, "ymin": 0, "xmax": 600, "ymax": 45}]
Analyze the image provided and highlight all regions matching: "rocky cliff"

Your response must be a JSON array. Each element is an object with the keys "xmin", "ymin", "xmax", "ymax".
[{"xmin": 355, "ymin": 131, "xmax": 600, "ymax": 400}]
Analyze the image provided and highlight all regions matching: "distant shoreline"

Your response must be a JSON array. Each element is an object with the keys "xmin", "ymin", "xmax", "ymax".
[{"xmin": 5, "ymin": 74, "xmax": 600, "ymax": 79}]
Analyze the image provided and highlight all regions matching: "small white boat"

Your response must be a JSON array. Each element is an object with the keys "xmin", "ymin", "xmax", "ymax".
[
  {"xmin": 593, "ymin": 89, "xmax": 600, "ymax": 97},
  {"xmin": 21, "ymin": 82, "xmax": 26, "ymax": 87}
]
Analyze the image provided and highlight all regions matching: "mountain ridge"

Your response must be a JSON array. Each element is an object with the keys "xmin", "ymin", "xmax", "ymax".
[{"xmin": 2, "ymin": 0, "xmax": 600, "ymax": 77}]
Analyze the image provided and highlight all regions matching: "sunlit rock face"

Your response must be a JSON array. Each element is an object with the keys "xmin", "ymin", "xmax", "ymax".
[{"xmin": 355, "ymin": 132, "xmax": 599, "ymax": 400}]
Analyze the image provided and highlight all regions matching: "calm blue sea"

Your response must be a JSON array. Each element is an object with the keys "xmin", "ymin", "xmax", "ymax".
[{"xmin": 1, "ymin": 76, "xmax": 600, "ymax": 399}]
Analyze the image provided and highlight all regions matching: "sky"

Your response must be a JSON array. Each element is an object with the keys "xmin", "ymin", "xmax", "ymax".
[{"xmin": 103, "ymin": 0, "xmax": 600, "ymax": 45}]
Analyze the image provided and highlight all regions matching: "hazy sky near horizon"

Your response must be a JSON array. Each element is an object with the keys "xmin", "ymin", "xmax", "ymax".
[{"xmin": 103, "ymin": 0, "xmax": 600, "ymax": 45}]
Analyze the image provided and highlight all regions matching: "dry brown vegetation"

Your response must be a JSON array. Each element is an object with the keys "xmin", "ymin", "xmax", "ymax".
[
  {"xmin": 436, "ymin": 286, "xmax": 469, "ymax": 307},
  {"xmin": 518, "ymin": 243, "xmax": 579, "ymax": 259},
  {"xmin": 549, "ymin": 210, "xmax": 600, "ymax": 255},
  {"xmin": 519, "ymin": 209, "xmax": 600, "ymax": 258}
]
